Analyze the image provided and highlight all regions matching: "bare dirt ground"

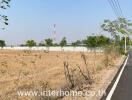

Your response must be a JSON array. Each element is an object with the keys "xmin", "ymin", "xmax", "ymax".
[{"xmin": 0, "ymin": 50, "xmax": 125, "ymax": 100}]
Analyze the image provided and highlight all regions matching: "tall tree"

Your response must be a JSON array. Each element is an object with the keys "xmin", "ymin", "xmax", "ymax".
[
  {"xmin": 44, "ymin": 38, "xmax": 53, "ymax": 51},
  {"xmin": 45, "ymin": 38, "xmax": 53, "ymax": 46},
  {"xmin": 101, "ymin": 19, "xmax": 118, "ymax": 43},
  {"xmin": 26, "ymin": 40, "xmax": 36, "ymax": 48},
  {"xmin": 0, "ymin": 40, "xmax": 5, "ymax": 48},
  {"xmin": 101, "ymin": 18, "xmax": 132, "ymax": 53},
  {"xmin": 83, "ymin": 36, "xmax": 97, "ymax": 47},
  {"xmin": 101, "ymin": 18, "xmax": 132, "ymax": 38},
  {"xmin": 98, "ymin": 35, "xmax": 111, "ymax": 46},
  {"xmin": 60, "ymin": 37, "xmax": 67, "ymax": 47},
  {"xmin": 83, "ymin": 35, "xmax": 110, "ymax": 47}
]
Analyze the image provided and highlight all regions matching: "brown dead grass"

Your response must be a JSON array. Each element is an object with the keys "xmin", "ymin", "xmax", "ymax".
[{"xmin": 0, "ymin": 50, "xmax": 124, "ymax": 100}]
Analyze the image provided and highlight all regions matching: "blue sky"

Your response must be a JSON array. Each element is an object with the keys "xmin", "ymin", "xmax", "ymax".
[{"xmin": 0, "ymin": 0, "xmax": 132, "ymax": 45}]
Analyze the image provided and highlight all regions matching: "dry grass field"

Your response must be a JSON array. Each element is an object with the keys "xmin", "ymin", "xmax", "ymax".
[{"xmin": 0, "ymin": 50, "xmax": 124, "ymax": 100}]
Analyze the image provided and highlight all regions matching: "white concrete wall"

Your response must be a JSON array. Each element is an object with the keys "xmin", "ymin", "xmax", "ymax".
[{"xmin": 1, "ymin": 46, "xmax": 104, "ymax": 52}]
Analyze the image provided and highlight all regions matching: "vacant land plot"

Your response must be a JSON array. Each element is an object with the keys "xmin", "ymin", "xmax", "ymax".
[{"xmin": 0, "ymin": 50, "xmax": 124, "ymax": 100}]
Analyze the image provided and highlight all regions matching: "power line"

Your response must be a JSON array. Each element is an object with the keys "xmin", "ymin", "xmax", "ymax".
[
  {"xmin": 107, "ymin": 0, "xmax": 120, "ymax": 17},
  {"xmin": 107, "ymin": 0, "xmax": 124, "ymax": 18},
  {"xmin": 113, "ymin": 0, "xmax": 122, "ymax": 17},
  {"xmin": 116, "ymin": 0, "xmax": 124, "ymax": 17}
]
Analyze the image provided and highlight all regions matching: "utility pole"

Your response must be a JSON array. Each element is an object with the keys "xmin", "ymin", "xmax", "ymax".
[
  {"xmin": 53, "ymin": 24, "xmax": 56, "ymax": 44},
  {"xmin": 125, "ymin": 35, "xmax": 127, "ymax": 54},
  {"xmin": 122, "ymin": 29, "xmax": 129, "ymax": 54}
]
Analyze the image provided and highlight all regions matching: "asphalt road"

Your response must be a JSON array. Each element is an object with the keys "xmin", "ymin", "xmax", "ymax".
[{"xmin": 111, "ymin": 51, "xmax": 132, "ymax": 100}]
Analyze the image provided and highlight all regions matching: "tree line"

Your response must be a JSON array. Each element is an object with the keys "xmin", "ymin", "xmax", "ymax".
[
  {"xmin": 0, "ymin": 35, "xmax": 131, "ymax": 48},
  {"xmin": 25, "ymin": 36, "xmax": 132, "ymax": 48}
]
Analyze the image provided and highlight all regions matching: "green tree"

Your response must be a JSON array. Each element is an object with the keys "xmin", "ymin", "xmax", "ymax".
[
  {"xmin": 101, "ymin": 19, "xmax": 118, "ymax": 44},
  {"xmin": 26, "ymin": 40, "xmax": 36, "ymax": 48},
  {"xmin": 45, "ymin": 38, "xmax": 53, "ymax": 46},
  {"xmin": 60, "ymin": 37, "xmax": 67, "ymax": 47},
  {"xmin": 0, "ymin": 40, "xmax": 6, "ymax": 48},
  {"xmin": 98, "ymin": 35, "xmax": 111, "ymax": 46},
  {"xmin": 117, "ymin": 18, "xmax": 132, "ymax": 53},
  {"xmin": 101, "ymin": 18, "xmax": 132, "ymax": 53},
  {"xmin": 44, "ymin": 38, "xmax": 53, "ymax": 51},
  {"xmin": 82, "ymin": 35, "xmax": 111, "ymax": 47},
  {"xmin": 83, "ymin": 36, "xmax": 97, "ymax": 47},
  {"xmin": 101, "ymin": 18, "xmax": 132, "ymax": 39}
]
